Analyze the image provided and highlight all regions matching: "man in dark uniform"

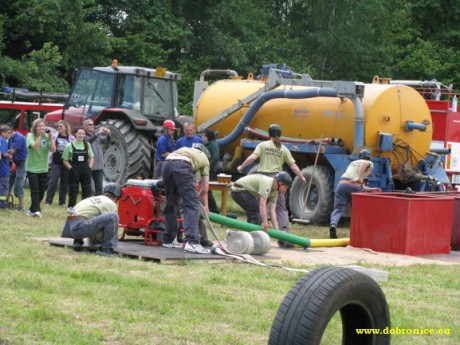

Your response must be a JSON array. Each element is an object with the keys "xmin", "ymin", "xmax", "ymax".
[{"xmin": 161, "ymin": 144, "xmax": 211, "ymax": 254}]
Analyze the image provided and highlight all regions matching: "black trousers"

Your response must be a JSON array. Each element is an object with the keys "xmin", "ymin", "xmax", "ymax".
[
  {"xmin": 231, "ymin": 190, "xmax": 261, "ymax": 225},
  {"xmin": 68, "ymin": 165, "xmax": 92, "ymax": 207},
  {"xmin": 162, "ymin": 160, "xmax": 201, "ymax": 244},
  {"xmin": 27, "ymin": 172, "xmax": 48, "ymax": 213}
]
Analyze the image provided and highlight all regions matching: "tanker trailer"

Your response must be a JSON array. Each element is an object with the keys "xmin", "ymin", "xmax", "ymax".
[{"xmin": 194, "ymin": 67, "xmax": 449, "ymax": 224}]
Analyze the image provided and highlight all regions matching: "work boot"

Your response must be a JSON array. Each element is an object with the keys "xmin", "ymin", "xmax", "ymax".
[
  {"xmin": 200, "ymin": 239, "xmax": 214, "ymax": 247},
  {"xmin": 277, "ymin": 240, "xmax": 294, "ymax": 248},
  {"xmin": 96, "ymin": 247, "xmax": 118, "ymax": 257},
  {"xmin": 329, "ymin": 226, "xmax": 338, "ymax": 239},
  {"xmin": 73, "ymin": 239, "xmax": 84, "ymax": 252}
]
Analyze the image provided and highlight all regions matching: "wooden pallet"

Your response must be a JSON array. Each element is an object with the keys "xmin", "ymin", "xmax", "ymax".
[{"xmin": 37, "ymin": 237, "xmax": 280, "ymax": 264}]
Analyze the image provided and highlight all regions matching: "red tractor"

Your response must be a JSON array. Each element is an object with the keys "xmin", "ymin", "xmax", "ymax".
[{"xmin": 44, "ymin": 60, "xmax": 182, "ymax": 184}]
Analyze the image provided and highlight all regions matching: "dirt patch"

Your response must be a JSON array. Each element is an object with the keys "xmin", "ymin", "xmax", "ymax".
[{"xmin": 266, "ymin": 244, "xmax": 460, "ymax": 267}]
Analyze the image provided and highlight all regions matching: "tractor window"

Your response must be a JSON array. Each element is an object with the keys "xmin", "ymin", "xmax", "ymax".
[
  {"xmin": 88, "ymin": 73, "xmax": 114, "ymax": 115},
  {"xmin": 67, "ymin": 69, "xmax": 115, "ymax": 117},
  {"xmin": 143, "ymin": 78, "xmax": 174, "ymax": 118},
  {"xmin": 116, "ymin": 75, "xmax": 142, "ymax": 111}
]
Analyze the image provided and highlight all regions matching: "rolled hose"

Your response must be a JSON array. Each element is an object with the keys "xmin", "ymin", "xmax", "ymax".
[{"xmin": 208, "ymin": 212, "xmax": 311, "ymax": 249}]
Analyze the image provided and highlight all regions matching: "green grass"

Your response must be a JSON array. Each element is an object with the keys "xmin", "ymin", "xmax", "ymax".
[{"xmin": 0, "ymin": 191, "xmax": 459, "ymax": 344}]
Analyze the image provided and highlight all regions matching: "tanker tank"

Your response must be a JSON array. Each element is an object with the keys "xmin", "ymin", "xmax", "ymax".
[{"xmin": 194, "ymin": 79, "xmax": 433, "ymax": 170}]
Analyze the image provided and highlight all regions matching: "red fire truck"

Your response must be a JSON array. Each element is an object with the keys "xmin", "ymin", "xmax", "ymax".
[{"xmin": 0, "ymin": 89, "xmax": 65, "ymax": 134}]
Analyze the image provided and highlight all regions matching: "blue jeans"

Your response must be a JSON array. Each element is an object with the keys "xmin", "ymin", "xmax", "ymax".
[
  {"xmin": 330, "ymin": 183, "xmax": 363, "ymax": 227},
  {"xmin": 61, "ymin": 212, "xmax": 119, "ymax": 249},
  {"xmin": 0, "ymin": 176, "xmax": 9, "ymax": 208},
  {"xmin": 45, "ymin": 163, "xmax": 69, "ymax": 205},
  {"xmin": 9, "ymin": 160, "xmax": 26, "ymax": 197}
]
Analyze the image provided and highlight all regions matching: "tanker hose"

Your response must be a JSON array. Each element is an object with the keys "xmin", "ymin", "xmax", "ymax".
[
  {"xmin": 200, "ymin": 69, "xmax": 238, "ymax": 81},
  {"xmin": 217, "ymin": 88, "xmax": 338, "ymax": 148}
]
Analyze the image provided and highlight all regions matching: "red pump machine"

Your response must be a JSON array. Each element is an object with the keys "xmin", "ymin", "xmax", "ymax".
[{"xmin": 118, "ymin": 179, "xmax": 184, "ymax": 246}]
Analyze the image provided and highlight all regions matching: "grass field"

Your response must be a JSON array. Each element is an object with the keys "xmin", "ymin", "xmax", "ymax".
[{"xmin": 0, "ymin": 191, "xmax": 459, "ymax": 344}]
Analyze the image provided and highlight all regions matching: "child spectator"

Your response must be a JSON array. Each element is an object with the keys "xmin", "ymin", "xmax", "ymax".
[{"xmin": 8, "ymin": 127, "xmax": 28, "ymax": 211}]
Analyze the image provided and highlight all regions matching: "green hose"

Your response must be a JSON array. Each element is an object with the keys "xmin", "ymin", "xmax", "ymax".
[{"xmin": 208, "ymin": 212, "xmax": 311, "ymax": 249}]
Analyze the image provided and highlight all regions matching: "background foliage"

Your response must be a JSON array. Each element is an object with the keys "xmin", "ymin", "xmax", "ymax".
[{"xmin": 0, "ymin": 0, "xmax": 459, "ymax": 113}]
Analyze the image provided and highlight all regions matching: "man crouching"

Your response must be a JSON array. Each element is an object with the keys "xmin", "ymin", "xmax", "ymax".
[{"xmin": 61, "ymin": 183, "xmax": 122, "ymax": 257}]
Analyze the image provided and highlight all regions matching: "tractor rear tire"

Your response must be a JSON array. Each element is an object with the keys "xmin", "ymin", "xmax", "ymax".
[
  {"xmin": 289, "ymin": 165, "xmax": 334, "ymax": 225},
  {"xmin": 103, "ymin": 119, "xmax": 151, "ymax": 184},
  {"xmin": 269, "ymin": 267, "xmax": 391, "ymax": 345}
]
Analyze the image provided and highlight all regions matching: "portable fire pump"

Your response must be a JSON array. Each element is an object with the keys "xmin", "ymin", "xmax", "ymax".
[{"xmin": 118, "ymin": 179, "xmax": 184, "ymax": 246}]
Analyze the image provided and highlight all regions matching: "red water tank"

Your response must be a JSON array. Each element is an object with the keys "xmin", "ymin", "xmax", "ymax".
[{"xmin": 350, "ymin": 193, "xmax": 452, "ymax": 255}]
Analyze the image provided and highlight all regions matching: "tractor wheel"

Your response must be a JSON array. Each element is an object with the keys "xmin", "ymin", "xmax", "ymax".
[
  {"xmin": 289, "ymin": 165, "xmax": 334, "ymax": 225},
  {"xmin": 269, "ymin": 267, "xmax": 391, "ymax": 345},
  {"xmin": 103, "ymin": 119, "xmax": 151, "ymax": 184}
]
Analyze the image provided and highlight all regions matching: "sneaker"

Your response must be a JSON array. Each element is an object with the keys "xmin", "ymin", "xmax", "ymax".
[
  {"xmin": 45, "ymin": 203, "xmax": 51, "ymax": 207},
  {"xmin": 184, "ymin": 242, "xmax": 211, "ymax": 254},
  {"xmin": 200, "ymin": 239, "xmax": 214, "ymax": 247},
  {"xmin": 73, "ymin": 239, "xmax": 84, "ymax": 252},
  {"xmin": 34, "ymin": 211, "xmax": 42, "ymax": 218},
  {"xmin": 26, "ymin": 210, "xmax": 34, "ymax": 217},
  {"xmin": 96, "ymin": 247, "xmax": 118, "ymax": 257},
  {"xmin": 16, "ymin": 207, "xmax": 25, "ymax": 212},
  {"xmin": 162, "ymin": 238, "xmax": 183, "ymax": 248}
]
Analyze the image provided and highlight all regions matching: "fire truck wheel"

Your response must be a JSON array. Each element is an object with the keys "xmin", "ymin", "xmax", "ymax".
[
  {"xmin": 268, "ymin": 267, "xmax": 391, "ymax": 345},
  {"xmin": 103, "ymin": 119, "xmax": 151, "ymax": 184},
  {"xmin": 289, "ymin": 165, "xmax": 334, "ymax": 225}
]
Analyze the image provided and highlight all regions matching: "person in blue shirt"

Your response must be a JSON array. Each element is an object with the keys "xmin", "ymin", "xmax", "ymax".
[
  {"xmin": 7, "ymin": 126, "xmax": 28, "ymax": 211},
  {"xmin": 155, "ymin": 119, "xmax": 176, "ymax": 178},
  {"xmin": 0, "ymin": 125, "xmax": 13, "ymax": 209},
  {"xmin": 175, "ymin": 122, "xmax": 203, "ymax": 150}
]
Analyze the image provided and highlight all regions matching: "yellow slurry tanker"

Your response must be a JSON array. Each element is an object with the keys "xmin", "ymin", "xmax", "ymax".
[{"xmin": 193, "ymin": 65, "xmax": 449, "ymax": 224}]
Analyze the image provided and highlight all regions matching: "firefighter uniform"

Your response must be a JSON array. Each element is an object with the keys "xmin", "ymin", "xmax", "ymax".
[{"xmin": 161, "ymin": 147, "xmax": 209, "ymax": 245}]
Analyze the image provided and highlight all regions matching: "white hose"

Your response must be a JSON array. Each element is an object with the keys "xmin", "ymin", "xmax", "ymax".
[{"xmin": 198, "ymin": 204, "xmax": 310, "ymax": 273}]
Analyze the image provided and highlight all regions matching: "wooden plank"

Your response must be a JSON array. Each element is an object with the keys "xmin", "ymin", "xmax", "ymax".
[{"xmin": 39, "ymin": 237, "xmax": 281, "ymax": 263}]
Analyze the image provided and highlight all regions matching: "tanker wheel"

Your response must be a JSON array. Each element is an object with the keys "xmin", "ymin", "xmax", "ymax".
[
  {"xmin": 268, "ymin": 267, "xmax": 391, "ymax": 345},
  {"xmin": 289, "ymin": 165, "xmax": 334, "ymax": 225},
  {"xmin": 103, "ymin": 119, "xmax": 151, "ymax": 184}
]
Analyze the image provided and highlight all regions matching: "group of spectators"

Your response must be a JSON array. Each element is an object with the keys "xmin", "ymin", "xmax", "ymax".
[{"xmin": 0, "ymin": 118, "xmax": 110, "ymax": 218}]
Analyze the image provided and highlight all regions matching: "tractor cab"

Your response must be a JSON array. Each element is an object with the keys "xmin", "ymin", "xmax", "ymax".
[
  {"xmin": 45, "ymin": 60, "xmax": 181, "ymax": 131},
  {"xmin": 45, "ymin": 60, "xmax": 183, "ymax": 185}
]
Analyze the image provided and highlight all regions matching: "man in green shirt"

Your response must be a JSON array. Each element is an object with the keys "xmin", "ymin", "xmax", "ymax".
[{"xmin": 231, "ymin": 172, "xmax": 292, "ymax": 232}]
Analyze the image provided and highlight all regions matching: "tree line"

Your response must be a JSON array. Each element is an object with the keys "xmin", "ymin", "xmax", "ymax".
[{"xmin": 1, "ymin": 0, "xmax": 458, "ymax": 113}]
